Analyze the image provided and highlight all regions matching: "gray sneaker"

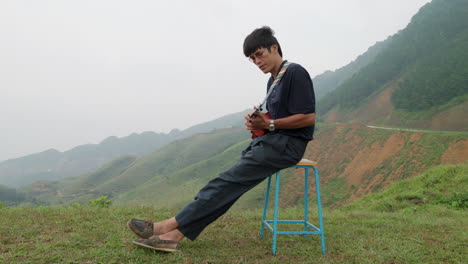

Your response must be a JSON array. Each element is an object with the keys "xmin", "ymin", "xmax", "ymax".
[
  {"xmin": 127, "ymin": 219, "xmax": 154, "ymax": 239},
  {"xmin": 133, "ymin": 235, "xmax": 180, "ymax": 252}
]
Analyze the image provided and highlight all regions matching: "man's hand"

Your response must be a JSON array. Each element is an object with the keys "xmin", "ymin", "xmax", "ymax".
[
  {"xmin": 245, "ymin": 111, "xmax": 316, "ymax": 131},
  {"xmin": 244, "ymin": 109, "xmax": 269, "ymax": 131}
]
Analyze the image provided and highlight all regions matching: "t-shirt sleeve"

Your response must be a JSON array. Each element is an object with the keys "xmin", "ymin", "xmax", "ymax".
[{"xmin": 287, "ymin": 67, "xmax": 316, "ymax": 114}]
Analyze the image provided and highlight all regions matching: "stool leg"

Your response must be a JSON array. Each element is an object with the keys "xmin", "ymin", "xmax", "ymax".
[
  {"xmin": 272, "ymin": 171, "xmax": 281, "ymax": 255},
  {"xmin": 304, "ymin": 167, "xmax": 309, "ymax": 238},
  {"xmin": 260, "ymin": 175, "xmax": 272, "ymax": 239},
  {"xmin": 314, "ymin": 166, "xmax": 326, "ymax": 254}
]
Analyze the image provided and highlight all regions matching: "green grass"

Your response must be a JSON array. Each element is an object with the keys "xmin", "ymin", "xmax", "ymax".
[
  {"xmin": 2, "ymin": 163, "xmax": 466, "ymax": 263},
  {"xmin": 347, "ymin": 163, "xmax": 468, "ymax": 212},
  {"xmin": 1, "ymin": 163, "xmax": 466, "ymax": 264},
  {"xmin": 0, "ymin": 204, "xmax": 465, "ymax": 264},
  {"xmin": 320, "ymin": 177, "xmax": 350, "ymax": 207}
]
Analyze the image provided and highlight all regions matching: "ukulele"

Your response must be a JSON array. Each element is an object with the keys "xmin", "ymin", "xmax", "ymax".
[{"xmin": 249, "ymin": 108, "xmax": 270, "ymax": 139}]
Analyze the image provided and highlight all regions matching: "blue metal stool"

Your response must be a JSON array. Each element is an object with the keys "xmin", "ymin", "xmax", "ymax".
[{"xmin": 260, "ymin": 159, "xmax": 326, "ymax": 255}]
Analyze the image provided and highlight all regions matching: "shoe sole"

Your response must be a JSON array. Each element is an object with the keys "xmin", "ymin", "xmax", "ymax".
[{"xmin": 132, "ymin": 240, "xmax": 178, "ymax": 252}]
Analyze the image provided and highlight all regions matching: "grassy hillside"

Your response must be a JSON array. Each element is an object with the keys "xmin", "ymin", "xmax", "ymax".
[
  {"xmin": 19, "ymin": 128, "xmax": 251, "ymax": 205},
  {"xmin": 0, "ymin": 109, "xmax": 248, "ymax": 189},
  {"xmin": 19, "ymin": 155, "xmax": 139, "ymax": 205},
  {"xmin": 19, "ymin": 123, "xmax": 467, "ymax": 213},
  {"xmin": 95, "ymin": 128, "xmax": 249, "ymax": 198},
  {"xmin": 319, "ymin": 0, "xmax": 468, "ymax": 131},
  {"xmin": 0, "ymin": 132, "xmax": 173, "ymax": 188},
  {"xmin": 347, "ymin": 163, "xmax": 467, "ymax": 211},
  {"xmin": 313, "ymin": 38, "xmax": 391, "ymax": 100},
  {"xmin": 173, "ymin": 109, "xmax": 250, "ymax": 139},
  {"xmin": 115, "ymin": 136, "xmax": 299, "ymax": 211},
  {"xmin": 117, "ymin": 139, "xmax": 250, "ymax": 207},
  {"xmin": 1, "ymin": 164, "xmax": 465, "ymax": 263},
  {"xmin": 298, "ymin": 123, "xmax": 468, "ymax": 207}
]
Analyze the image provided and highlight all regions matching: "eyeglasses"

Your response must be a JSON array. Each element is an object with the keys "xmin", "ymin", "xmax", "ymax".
[{"xmin": 248, "ymin": 48, "xmax": 268, "ymax": 63}]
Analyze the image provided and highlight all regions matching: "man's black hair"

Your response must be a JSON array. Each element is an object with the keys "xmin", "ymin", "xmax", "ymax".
[{"xmin": 243, "ymin": 26, "xmax": 283, "ymax": 58}]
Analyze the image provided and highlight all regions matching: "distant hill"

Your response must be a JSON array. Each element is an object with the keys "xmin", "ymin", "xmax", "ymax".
[
  {"xmin": 0, "ymin": 109, "xmax": 249, "ymax": 188},
  {"xmin": 20, "ymin": 127, "xmax": 250, "ymax": 205},
  {"xmin": 18, "ymin": 155, "xmax": 139, "ymax": 205},
  {"xmin": 20, "ymin": 123, "xmax": 468, "ymax": 209},
  {"xmin": 318, "ymin": 0, "xmax": 468, "ymax": 131},
  {"xmin": 313, "ymin": 38, "xmax": 391, "ymax": 100},
  {"xmin": 94, "ymin": 127, "xmax": 249, "ymax": 199},
  {"xmin": 171, "ymin": 109, "xmax": 250, "ymax": 138},
  {"xmin": 0, "ymin": 184, "xmax": 27, "ymax": 206},
  {"xmin": 0, "ymin": 133, "xmax": 174, "ymax": 188}
]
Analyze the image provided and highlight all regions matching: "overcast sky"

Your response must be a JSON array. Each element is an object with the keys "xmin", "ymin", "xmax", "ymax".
[{"xmin": 0, "ymin": 0, "xmax": 431, "ymax": 161}]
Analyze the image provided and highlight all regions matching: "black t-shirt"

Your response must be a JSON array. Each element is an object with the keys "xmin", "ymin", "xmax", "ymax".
[{"xmin": 266, "ymin": 60, "xmax": 316, "ymax": 141}]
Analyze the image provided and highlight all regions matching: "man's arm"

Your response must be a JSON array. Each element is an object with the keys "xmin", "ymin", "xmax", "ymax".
[
  {"xmin": 244, "ymin": 112, "xmax": 315, "ymax": 131},
  {"xmin": 272, "ymin": 113, "xmax": 315, "ymax": 129}
]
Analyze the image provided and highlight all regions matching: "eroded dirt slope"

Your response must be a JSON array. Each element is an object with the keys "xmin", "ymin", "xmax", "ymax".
[{"xmin": 279, "ymin": 124, "xmax": 467, "ymax": 207}]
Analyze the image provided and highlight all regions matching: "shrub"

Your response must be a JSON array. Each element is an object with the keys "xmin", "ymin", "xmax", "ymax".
[
  {"xmin": 439, "ymin": 192, "xmax": 467, "ymax": 209},
  {"xmin": 88, "ymin": 196, "xmax": 113, "ymax": 208}
]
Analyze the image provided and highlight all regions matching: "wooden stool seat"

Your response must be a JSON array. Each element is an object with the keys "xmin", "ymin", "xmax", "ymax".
[{"xmin": 296, "ymin": 159, "xmax": 318, "ymax": 166}]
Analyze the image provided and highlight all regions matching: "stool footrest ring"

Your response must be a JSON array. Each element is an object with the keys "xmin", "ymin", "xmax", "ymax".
[
  {"xmin": 264, "ymin": 220, "xmax": 320, "ymax": 231},
  {"xmin": 262, "ymin": 220, "xmax": 322, "ymax": 234}
]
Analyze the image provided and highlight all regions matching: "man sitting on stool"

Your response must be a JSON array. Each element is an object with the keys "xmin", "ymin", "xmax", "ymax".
[{"xmin": 128, "ymin": 26, "xmax": 316, "ymax": 252}]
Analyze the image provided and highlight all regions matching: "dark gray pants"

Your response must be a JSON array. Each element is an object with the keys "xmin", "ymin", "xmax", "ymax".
[{"xmin": 175, "ymin": 133, "xmax": 308, "ymax": 240}]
